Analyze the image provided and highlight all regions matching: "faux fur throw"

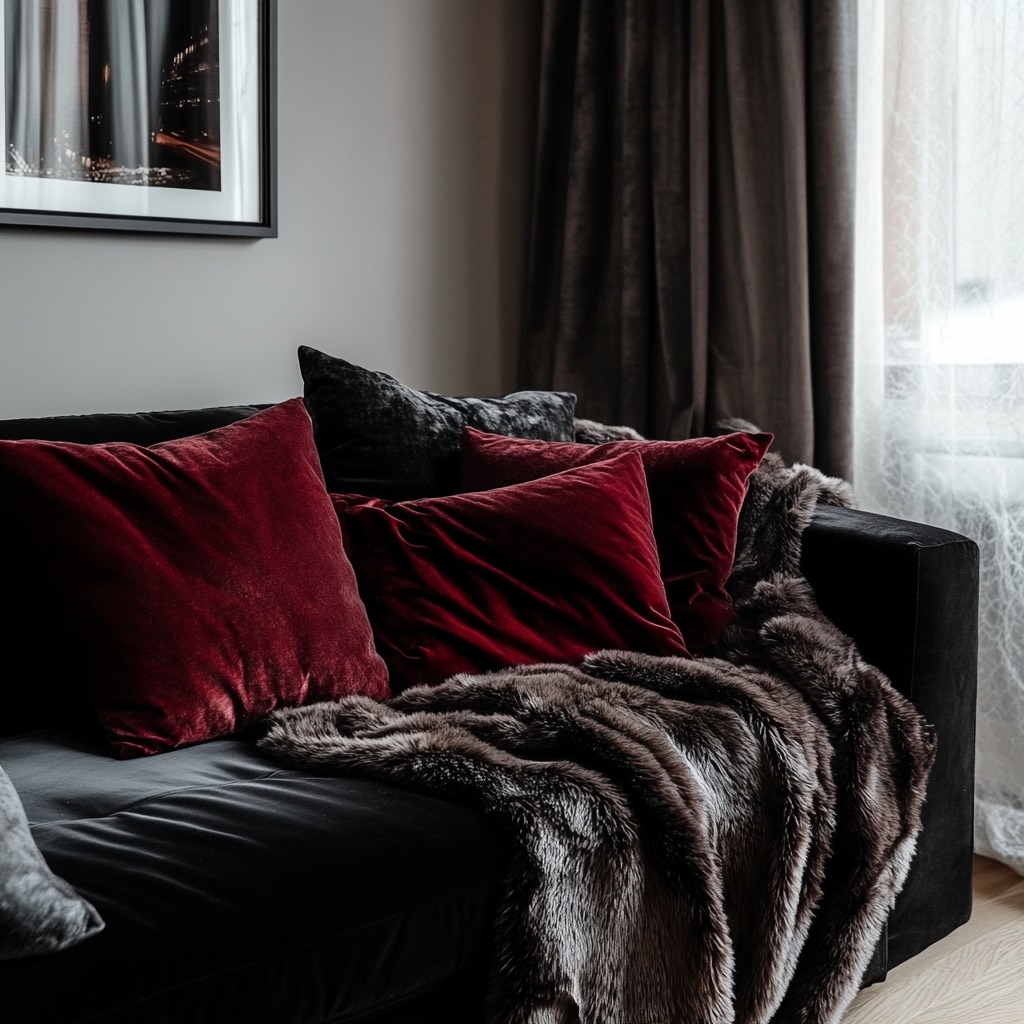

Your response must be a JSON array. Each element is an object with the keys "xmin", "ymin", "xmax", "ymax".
[{"xmin": 259, "ymin": 450, "xmax": 936, "ymax": 1024}]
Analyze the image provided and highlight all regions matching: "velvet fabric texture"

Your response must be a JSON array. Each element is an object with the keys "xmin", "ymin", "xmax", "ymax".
[
  {"xmin": 0, "ymin": 400, "xmax": 389, "ymax": 758},
  {"xmin": 460, "ymin": 427, "xmax": 772, "ymax": 652},
  {"xmin": 333, "ymin": 451, "xmax": 689, "ymax": 691},
  {"xmin": 520, "ymin": 0, "xmax": 856, "ymax": 478},
  {"xmin": 0, "ymin": 763, "xmax": 104, "ymax": 960},
  {"xmin": 298, "ymin": 345, "xmax": 577, "ymax": 499},
  {"xmin": 0, "ymin": 405, "xmax": 266, "ymax": 739}
]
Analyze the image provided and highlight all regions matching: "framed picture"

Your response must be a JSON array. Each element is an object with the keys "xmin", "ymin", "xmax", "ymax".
[{"xmin": 0, "ymin": 0, "xmax": 276, "ymax": 237}]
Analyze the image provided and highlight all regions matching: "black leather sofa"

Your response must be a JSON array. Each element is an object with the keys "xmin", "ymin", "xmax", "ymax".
[{"xmin": 0, "ymin": 405, "xmax": 979, "ymax": 1023}]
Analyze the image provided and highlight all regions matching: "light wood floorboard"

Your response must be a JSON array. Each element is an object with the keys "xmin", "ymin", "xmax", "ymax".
[{"xmin": 842, "ymin": 855, "xmax": 1024, "ymax": 1023}]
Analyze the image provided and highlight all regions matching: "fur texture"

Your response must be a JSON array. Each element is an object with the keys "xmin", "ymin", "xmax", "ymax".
[
  {"xmin": 572, "ymin": 417, "xmax": 646, "ymax": 443},
  {"xmin": 259, "ymin": 452, "xmax": 933, "ymax": 1024},
  {"xmin": 1, "ymin": 765, "xmax": 104, "ymax": 959}
]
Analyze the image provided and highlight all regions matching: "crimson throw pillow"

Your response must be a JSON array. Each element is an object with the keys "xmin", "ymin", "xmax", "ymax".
[
  {"xmin": 332, "ymin": 450, "xmax": 689, "ymax": 691},
  {"xmin": 459, "ymin": 427, "xmax": 773, "ymax": 652},
  {"xmin": 0, "ymin": 399, "xmax": 389, "ymax": 758}
]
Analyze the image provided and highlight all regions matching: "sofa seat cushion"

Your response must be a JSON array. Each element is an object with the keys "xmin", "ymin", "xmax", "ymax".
[
  {"xmin": 0, "ymin": 729, "xmax": 504, "ymax": 1024},
  {"xmin": 0, "ymin": 763, "xmax": 104, "ymax": 960}
]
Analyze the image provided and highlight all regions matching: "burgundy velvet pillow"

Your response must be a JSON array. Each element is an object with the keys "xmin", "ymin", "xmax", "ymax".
[
  {"xmin": 332, "ymin": 451, "xmax": 689, "ymax": 691},
  {"xmin": 0, "ymin": 399, "xmax": 389, "ymax": 758},
  {"xmin": 459, "ymin": 427, "xmax": 773, "ymax": 652}
]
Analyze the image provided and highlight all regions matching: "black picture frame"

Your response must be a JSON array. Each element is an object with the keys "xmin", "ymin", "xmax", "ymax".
[{"xmin": 0, "ymin": 0, "xmax": 276, "ymax": 238}]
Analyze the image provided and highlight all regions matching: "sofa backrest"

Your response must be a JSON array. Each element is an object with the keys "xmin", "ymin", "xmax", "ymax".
[
  {"xmin": 0, "ymin": 405, "xmax": 266, "ymax": 738},
  {"xmin": 0, "ymin": 406, "xmax": 268, "ymax": 445}
]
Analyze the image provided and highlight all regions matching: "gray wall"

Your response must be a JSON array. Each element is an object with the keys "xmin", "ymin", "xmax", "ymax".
[{"xmin": 0, "ymin": 0, "xmax": 537, "ymax": 419}]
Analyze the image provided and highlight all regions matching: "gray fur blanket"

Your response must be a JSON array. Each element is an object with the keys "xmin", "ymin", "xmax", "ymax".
[{"xmin": 258, "ymin": 451, "xmax": 936, "ymax": 1024}]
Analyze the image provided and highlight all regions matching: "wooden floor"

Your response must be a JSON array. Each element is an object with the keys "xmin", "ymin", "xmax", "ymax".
[{"xmin": 842, "ymin": 855, "xmax": 1024, "ymax": 1023}]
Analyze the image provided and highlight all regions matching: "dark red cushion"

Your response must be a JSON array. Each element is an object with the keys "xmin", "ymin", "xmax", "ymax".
[
  {"xmin": 459, "ymin": 427, "xmax": 773, "ymax": 652},
  {"xmin": 333, "ymin": 451, "xmax": 689, "ymax": 691},
  {"xmin": 0, "ymin": 399, "xmax": 389, "ymax": 758}
]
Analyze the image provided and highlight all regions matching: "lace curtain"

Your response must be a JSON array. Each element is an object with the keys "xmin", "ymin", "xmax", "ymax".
[{"xmin": 855, "ymin": 0, "xmax": 1024, "ymax": 875}]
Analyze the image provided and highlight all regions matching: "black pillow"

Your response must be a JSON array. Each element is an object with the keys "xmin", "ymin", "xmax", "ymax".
[{"xmin": 297, "ymin": 346, "xmax": 577, "ymax": 499}]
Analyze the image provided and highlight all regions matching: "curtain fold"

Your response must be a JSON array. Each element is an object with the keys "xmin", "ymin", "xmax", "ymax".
[{"xmin": 520, "ymin": 0, "xmax": 857, "ymax": 478}]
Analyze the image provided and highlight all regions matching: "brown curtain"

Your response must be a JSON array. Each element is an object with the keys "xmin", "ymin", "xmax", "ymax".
[{"xmin": 519, "ymin": 0, "xmax": 856, "ymax": 478}]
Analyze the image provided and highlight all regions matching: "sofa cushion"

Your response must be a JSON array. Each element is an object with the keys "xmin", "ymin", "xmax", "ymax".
[
  {"xmin": 0, "ymin": 729, "xmax": 504, "ymax": 1024},
  {"xmin": 460, "ymin": 427, "xmax": 773, "ymax": 652},
  {"xmin": 0, "ymin": 762, "xmax": 104, "ymax": 961},
  {"xmin": 298, "ymin": 345, "xmax": 577, "ymax": 499},
  {"xmin": 0, "ymin": 400, "xmax": 389, "ymax": 758},
  {"xmin": 0, "ymin": 405, "xmax": 269, "ymax": 446},
  {"xmin": 333, "ymin": 450, "xmax": 689, "ymax": 692}
]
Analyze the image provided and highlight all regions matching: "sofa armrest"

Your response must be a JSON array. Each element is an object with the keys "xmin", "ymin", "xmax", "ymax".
[{"xmin": 801, "ymin": 505, "xmax": 979, "ymax": 973}]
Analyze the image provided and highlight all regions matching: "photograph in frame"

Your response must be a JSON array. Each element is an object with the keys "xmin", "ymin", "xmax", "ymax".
[{"xmin": 0, "ymin": 0, "xmax": 275, "ymax": 236}]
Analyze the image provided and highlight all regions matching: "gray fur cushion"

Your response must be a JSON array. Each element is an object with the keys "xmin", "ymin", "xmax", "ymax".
[
  {"xmin": 0, "ymin": 764, "xmax": 104, "ymax": 960},
  {"xmin": 298, "ymin": 347, "xmax": 577, "ymax": 499},
  {"xmin": 572, "ymin": 417, "xmax": 646, "ymax": 443}
]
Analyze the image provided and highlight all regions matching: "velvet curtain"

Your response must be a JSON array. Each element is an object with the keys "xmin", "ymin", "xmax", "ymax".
[{"xmin": 520, "ymin": 0, "xmax": 857, "ymax": 478}]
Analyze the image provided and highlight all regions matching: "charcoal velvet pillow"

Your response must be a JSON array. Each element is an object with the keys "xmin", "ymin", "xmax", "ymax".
[
  {"xmin": 332, "ymin": 451, "xmax": 690, "ymax": 691},
  {"xmin": 298, "ymin": 345, "xmax": 577, "ymax": 499},
  {"xmin": 1, "ymin": 763, "xmax": 104, "ymax": 960},
  {"xmin": 460, "ymin": 427, "xmax": 774, "ymax": 653},
  {"xmin": 0, "ymin": 399, "xmax": 389, "ymax": 758}
]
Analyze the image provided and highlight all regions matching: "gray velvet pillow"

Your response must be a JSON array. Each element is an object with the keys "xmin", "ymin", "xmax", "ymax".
[
  {"xmin": 1, "ymin": 764, "xmax": 104, "ymax": 960},
  {"xmin": 298, "ymin": 346, "xmax": 577, "ymax": 499}
]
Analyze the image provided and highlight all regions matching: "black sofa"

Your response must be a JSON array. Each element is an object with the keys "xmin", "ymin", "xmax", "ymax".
[{"xmin": 0, "ymin": 404, "xmax": 978, "ymax": 1024}]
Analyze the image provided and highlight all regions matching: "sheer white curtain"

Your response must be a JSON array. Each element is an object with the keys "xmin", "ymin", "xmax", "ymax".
[{"xmin": 855, "ymin": 0, "xmax": 1024, "ymax": 875}]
